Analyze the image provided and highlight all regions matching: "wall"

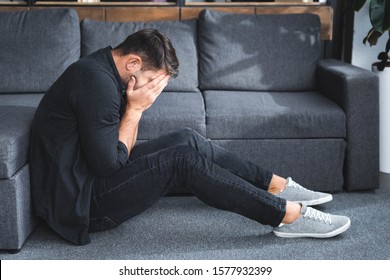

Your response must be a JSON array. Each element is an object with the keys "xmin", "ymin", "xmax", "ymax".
[{"xmin": 352, "ymin": 2, "xmax": 387, "ymax": 70}]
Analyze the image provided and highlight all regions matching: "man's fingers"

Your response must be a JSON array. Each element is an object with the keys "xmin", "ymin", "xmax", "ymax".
[
  {"xmin": 152, "ymin": 75, "xmax": 170, "ymax": 97},
  {"xmin": 156, "ymin": 75, "xmax": 170, "ymax": 91},
  {"xmin": 127, "ymin": 76, "xmax": 136, "ymax": 91},
  {"xmin": 143, "ymin": 75, "xmax": 170, "ymax": 99},
  {"xmin": 157, "ymin": 75, "xmax": 170, "ymax": 89},
  {"xmin": 161, "ymin": 75, "xmax": 170, "ymax": 87},
  {"xmin": 126, "ymin": 74, "xmax": 170, "ymax": 112},
  {"xmin": 143, "ymin": 74, "xmax": 166, "ymax": 90}
]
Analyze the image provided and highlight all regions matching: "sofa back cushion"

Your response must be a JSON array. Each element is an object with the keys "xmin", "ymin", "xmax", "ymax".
[
  {"xmin": 0, "ymin": 9, "xmax": 80, "ymax": 93},
  {"xmin": 198, "ymin": 10, "xmax": 321, "ymax": 91},
  {"xmin": 81, "ymin": 19, "xmax": 198, "ymax": 92}
]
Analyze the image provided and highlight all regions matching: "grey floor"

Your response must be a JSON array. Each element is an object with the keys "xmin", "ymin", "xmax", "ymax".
[{"xmin": 1, "ymin": 173, "xmax": 390, "ymax": 260}]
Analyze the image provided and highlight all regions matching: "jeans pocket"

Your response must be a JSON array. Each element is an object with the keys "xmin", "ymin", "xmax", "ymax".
[{"xmin": 89, "ymin": 216, "xmax": 117, "ymax": 233}]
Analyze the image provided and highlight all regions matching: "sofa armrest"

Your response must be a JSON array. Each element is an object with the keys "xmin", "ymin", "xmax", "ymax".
[{"xmin": 316, "ymin": 59, "xmax": 379, "ymax": 191}]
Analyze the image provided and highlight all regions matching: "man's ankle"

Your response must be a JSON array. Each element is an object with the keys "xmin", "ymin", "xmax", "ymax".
[
  {"xmin": 282, "ymin": 202, "xmax": 302, "ymax": 224},
  {"xmin": 268, "ymin": 174, "xmax": 287, "ymax": 195}
]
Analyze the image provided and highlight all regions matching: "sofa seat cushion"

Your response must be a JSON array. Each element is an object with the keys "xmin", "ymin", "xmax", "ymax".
[
  {"xmin": 0, "ymin": 106, "xmax": 36, "ymax": 179},
  {"xmin": 81, "ymin": 19, "xmax": 198, "ymax": 92},
  {"xmin": 198, "ymin": 10, "xmax": 321, "ymax": 92},
  {"xmin": 137, "ymin": 91, "xmax": 206, "ymax": 140},
  {"xmin": 213, "ymin": 139, "xmax": 346, "ymax": 192},
  {"xmin": 0, "ymin": 93, "xmax": 44, "ymax": 107},
  {"xmin": 0, "ymin": 9, "xmax": 80, "ymax": 93},
  {"xmin": 204, "ymin": 91, "xmax": 346, "ymax": 139}
]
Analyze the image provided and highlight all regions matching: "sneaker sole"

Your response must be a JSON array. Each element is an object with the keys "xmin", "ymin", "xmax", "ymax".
[
  {"xmin": 273, "ymin": 218, "xmax": 351, "ymax": 238},
  {"xmin": 293, "ymin": 194, "xmax": 333, "ymax": 206}
]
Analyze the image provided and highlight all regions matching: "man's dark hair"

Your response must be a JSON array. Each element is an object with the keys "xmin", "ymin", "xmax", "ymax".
[{"xmin": 113, "ymin": 29, "xmax": 179, "ymax": 78}]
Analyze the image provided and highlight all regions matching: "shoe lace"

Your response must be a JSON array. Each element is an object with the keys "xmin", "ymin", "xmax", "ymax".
[
  {"xmin": 304, "ymin": 207, "xmax": 332, "ymax": 224},
  {"xmin": 289, "ymin": 179, "xmax": 315, "ymax": 193}
]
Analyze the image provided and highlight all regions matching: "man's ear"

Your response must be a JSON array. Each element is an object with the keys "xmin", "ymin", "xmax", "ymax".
[{"xmin": 125, "ymin": 55, "xmax": 142, "ymax": 71}]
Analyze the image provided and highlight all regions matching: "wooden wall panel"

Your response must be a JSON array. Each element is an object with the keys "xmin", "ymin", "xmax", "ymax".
[
  {"xmin": 74, "ymin": 7, "xmax": 105, "ymax": 21},
  {"xmin": 181, "ymin": 7, "xmax": 254, "ymax": 20},
  {"xmin": 105, "ymin": 7, "xmax": 180, "ymax": 22},
  {"xmin": 0, "ymin": 4, "xmax": 332, "ymax": 41},
  {"xmin": 29, "ymin": 6, "xmax": 103, "ymax": 21},
  {"xmin": 0, "ymin": 7, "xmax": 28, "ymax": 12}
]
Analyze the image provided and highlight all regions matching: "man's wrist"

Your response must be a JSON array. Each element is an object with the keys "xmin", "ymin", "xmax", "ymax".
[{"xmin": 124, "ymin": 107, "xmax": 143, "ymax": 119}]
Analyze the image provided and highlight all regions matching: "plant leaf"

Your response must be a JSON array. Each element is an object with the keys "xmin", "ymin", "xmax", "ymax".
[
  {"xmin": 354, "ymin": 0, "xmax": 368, "ymax": 11},
  {"xmin": 383, "ymin": 0, "xmax": 390, "ymax": 30},
  {"xmin": 370, "ymin": 0, "xmax": 390, "ymax": 32},
  {"xmin": 386, "ymin": 33, "xmax": 390, "ymax": 52},
  {"xmin": 378, "ymin": 51, "xmax": 388, "ymax": 59},
  {"xmin": 367, "ymin": 28, "xmax": 383, "ymax": 45},
  {"xmin": 378, "ymin": 59, "xmax": 386, "ymax": 70}
]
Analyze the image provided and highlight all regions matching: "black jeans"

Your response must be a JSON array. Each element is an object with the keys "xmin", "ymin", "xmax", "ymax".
[{"xmin": 89, "ymin": 128, "xmax": 286, "ymax": 232}]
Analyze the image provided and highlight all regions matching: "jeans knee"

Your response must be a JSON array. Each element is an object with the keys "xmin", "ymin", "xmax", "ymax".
[
  {"xmin": 176, "ymin": 128, "xmax": 204, "ymax": 143},
  {"xmin": 178, "ymin": 127, "xmax": 197, "ymax": 137}
]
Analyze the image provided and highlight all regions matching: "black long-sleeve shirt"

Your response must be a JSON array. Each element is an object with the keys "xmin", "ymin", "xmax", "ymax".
[{"xmin": 30, "ymin": 47, "xmax": 127, "ymax": 245}]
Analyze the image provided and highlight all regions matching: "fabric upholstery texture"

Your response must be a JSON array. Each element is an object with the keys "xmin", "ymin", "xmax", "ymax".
[
  {"xmin": 81, "ymin": 19, "xmax": 198, "ymax": 92},
  {"xmin": 198, "ymin": 10, "xmax": 321, "ymax": 91},
  {"xmin": 0, "ymin": 106, "xmax": 36, "ymax": 179},
  {"xmin": 138, "ymin": 91, "xmax": 206, "ymax": 140},
  {"xmin": 204, "ymin": 90, "xmax": 346, "ymax": 139},
  {"xmin": 0, "ymin": 164, "xmax": 38, "ymax": 250},
  {"xmin": 0, "ymin": 94, "xmax": 44, "ymax": 107},
  {"xmin": 0, "ymin": 9, "xmax": 80, "ymax": 93},
  {"xmin": 317, "ymin": 59, "xmax": 379, "ymax": 191},
  {"xmin": 214, "ymin": 139, "xmax": 346, "ymax": 192}
]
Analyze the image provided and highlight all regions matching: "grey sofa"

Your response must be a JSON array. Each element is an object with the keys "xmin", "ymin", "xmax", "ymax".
[{"xmin": 0, "ymin": 8, "xmax": 379, "ymax": 252}]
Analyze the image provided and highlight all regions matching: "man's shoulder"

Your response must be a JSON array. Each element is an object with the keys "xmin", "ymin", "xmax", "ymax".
[
  {"xmin": 75, "ymin": 48, "xmax": 113, "ymax": 75},
  {"xmin": 71, "ymin": 62, "xmax": 115, "ymax": 89},
  {"xmin": 56, "ymin": 47, "xmax": 121, "ymax": 95},
  {"xmin": 77, "ymin": 58, "xmax": 110, "ymax": 75}
]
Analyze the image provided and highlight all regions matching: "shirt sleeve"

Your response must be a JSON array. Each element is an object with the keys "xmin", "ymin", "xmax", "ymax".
[{"xmin": 72, "ymin": 70, "xmax": 128, "ymax": 177}]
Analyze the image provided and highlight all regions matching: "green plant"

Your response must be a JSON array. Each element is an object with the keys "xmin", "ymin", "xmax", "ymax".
[{"xmin": 354, "ymin": 0, "xmax": 390, "ymax": 70}]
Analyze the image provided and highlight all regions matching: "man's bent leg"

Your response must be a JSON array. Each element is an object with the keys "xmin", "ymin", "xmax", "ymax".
[
  {"xmin": 130, "ymin": 129, "xmax": 332, "ymax": 206},
  {"xmin": 130, "ymin": 128, "xmax": 273, "ymax": 190},
  {"xmin": 89, "ymin": 144, "xmax": 286, "ymax": 232}
]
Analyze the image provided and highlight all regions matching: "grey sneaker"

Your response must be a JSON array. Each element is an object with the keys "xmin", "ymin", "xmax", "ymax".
[
  {"xmin": 273, "ymin": 204, "xmax": 351, "ymax": 238},
  {"xmin": 276, "ymin": 177, "xmax": 333, "ymax": 206}
]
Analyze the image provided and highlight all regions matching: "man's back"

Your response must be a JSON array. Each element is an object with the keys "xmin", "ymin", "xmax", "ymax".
[{"xmin": 29, "ymin": 47, "xmax": 127, "ymax": 245}]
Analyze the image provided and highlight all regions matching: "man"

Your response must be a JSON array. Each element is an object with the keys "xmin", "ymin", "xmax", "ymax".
[{"xmin": 30, "ymin": 29, "xmax": 350, "ymax": 245}]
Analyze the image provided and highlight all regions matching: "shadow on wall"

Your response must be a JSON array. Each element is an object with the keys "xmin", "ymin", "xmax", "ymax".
[{"xmin": 198, "ymin": 12, "xmax": 322, "ymax": 92}]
